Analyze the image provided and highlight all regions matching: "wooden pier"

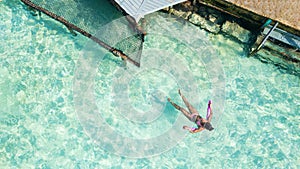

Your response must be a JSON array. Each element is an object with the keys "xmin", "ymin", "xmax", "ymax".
[{"xmin": 223, "ymin": 0, "xmax": 300, "ymax": 31}]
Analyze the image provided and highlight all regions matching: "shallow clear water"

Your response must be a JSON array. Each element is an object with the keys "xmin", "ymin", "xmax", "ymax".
[{"xmin": 1, "ymin": 0, "xmax": 299, "ymax": 168}]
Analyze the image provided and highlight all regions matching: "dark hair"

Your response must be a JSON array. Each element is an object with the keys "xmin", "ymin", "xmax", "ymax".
[{"xmin": 204, "ymin": 122, "xmax": 214, "ymax": 131}]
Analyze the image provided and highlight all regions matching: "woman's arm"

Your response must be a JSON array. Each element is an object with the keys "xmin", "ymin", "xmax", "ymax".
[
  {"xmin": 208, "ymin": 108, "xmax": 213, "ymax": 122},
  {"xmin": 207, "ymin": 101, "xmax": 213, "ymax": 122},
  {"xmin": 190, "ymin": 127, "xmax": 205, "ymax": 133},
  {"xmin": 183, "ymin": 126, "xmax": 204, "ymax": 133}
]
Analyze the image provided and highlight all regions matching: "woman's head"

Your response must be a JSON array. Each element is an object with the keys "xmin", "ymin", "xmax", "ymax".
[{"xmin": 204, "ymin": 122, "xmax": 214, "ymax": 131}]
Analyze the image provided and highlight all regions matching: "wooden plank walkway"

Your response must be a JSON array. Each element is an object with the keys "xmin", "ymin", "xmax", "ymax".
[{"xmin": 224, "ymin": 0, "xmax": 300, "ymax": 31}]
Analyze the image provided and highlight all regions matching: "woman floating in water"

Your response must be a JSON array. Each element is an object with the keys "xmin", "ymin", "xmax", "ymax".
[{"xmin": 168, "ymin": 89, "xmax": 214, "ymax": 133}]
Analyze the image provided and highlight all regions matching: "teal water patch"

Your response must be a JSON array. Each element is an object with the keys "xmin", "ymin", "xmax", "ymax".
[
  {"xmin": 1, "ymin": 0, "xmax": 299, "ymax": 168},
  {"xmin": 0, "ymin": 0, "xmax": 91, "ymax": 168}
]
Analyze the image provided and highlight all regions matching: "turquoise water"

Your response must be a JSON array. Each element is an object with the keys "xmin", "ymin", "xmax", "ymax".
[{"xmin": 1, "ymin": 0, "xmax": 300, "ymax": 168}]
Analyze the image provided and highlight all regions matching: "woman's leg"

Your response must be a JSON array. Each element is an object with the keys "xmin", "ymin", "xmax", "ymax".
[
  {"xmin": 168, "ymin": 98, "xmax": 194, "ymax": 121},
  {"xmin": 178, "ymin": 89, "xmax": 199, "ymax": 114}
]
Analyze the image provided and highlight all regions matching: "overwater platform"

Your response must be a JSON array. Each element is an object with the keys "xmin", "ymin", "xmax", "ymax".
[
  {"xmin": 223, "ymin": 0, "xmax": 300, "ymax": 31},
  {"xmin": 198, "ymin": 0, "xmax": 300, "ymax": 50},
  {"xmin": 113, "ymin": 0, "xmax": 187, "ymax": 21},
  {"xmin": 112, "ymin": 0, "xmax": 299, "ymax": 68},
  {"xmin": 197, "ymin": 0, "xmax": 300, "ymax": 37},
  {"xmin": 113, "ymin": 0, "xmax": 299, "ymax": 32},
  {"xmin": 111, "ymin": 0, "xmax": 300, "ymax": 50}
]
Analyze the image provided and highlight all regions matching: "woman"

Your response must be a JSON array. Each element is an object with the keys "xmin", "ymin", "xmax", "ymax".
[{"xmin": 168, "ymin": 89, "xmax": 214, "ymax": 133}]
